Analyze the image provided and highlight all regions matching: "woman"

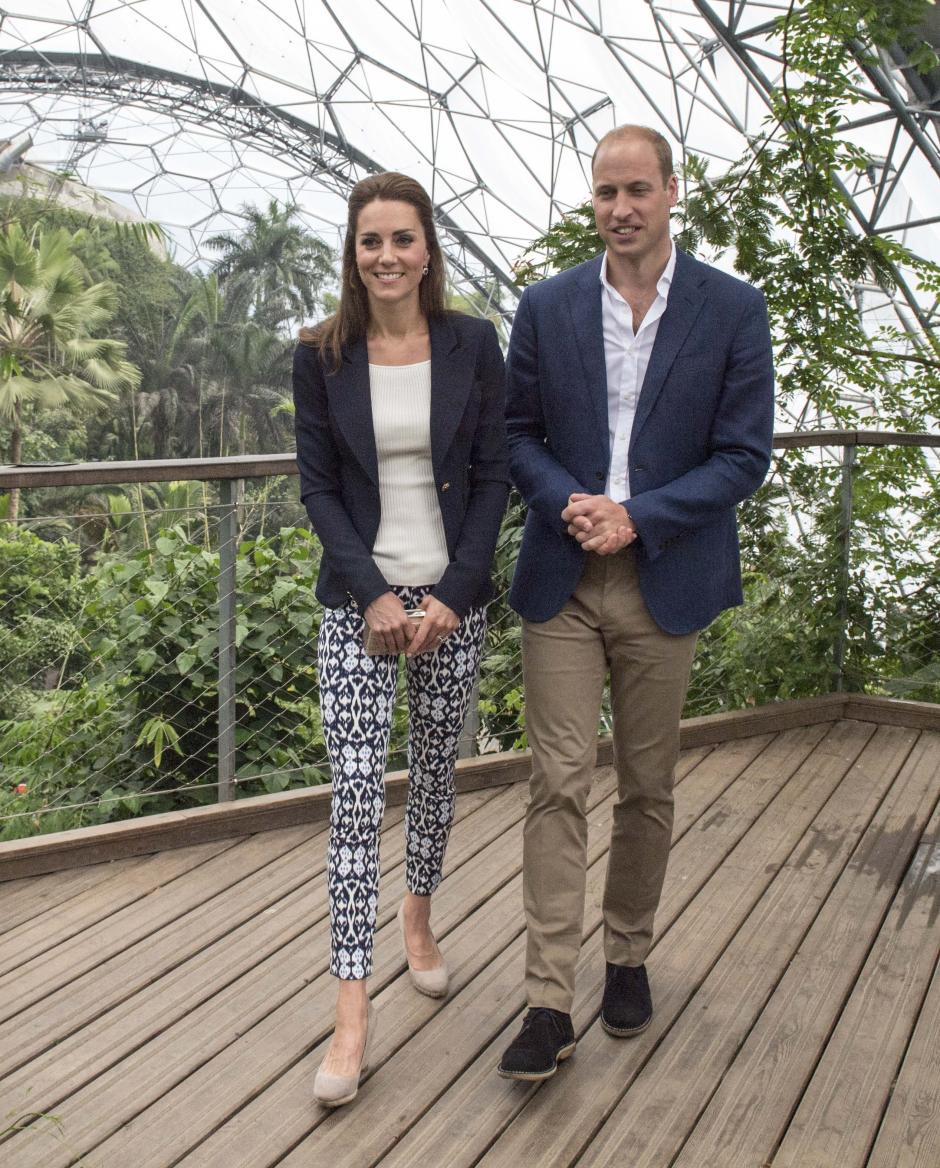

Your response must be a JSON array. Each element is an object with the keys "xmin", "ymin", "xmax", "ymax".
[{"xmin": 293, "ymin": 172, "xmax": 509, "ymax": 1107}]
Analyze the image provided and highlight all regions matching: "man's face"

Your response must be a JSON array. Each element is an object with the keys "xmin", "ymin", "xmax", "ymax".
[{"xmin": 591, "ymin": 137, "xmax": 677, "ymax": 266}]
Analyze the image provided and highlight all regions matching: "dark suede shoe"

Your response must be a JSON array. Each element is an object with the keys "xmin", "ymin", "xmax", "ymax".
[
  {"xmin": 497, "ymin": 1007, "xmax": 576, "ymax": 1081},
  {"xmin": 600, "ymin": 961, "xmax": 653, "ymax": 1037}
]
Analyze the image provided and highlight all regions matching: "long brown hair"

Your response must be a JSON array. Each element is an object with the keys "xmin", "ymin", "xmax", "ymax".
[{"xmin": 300, "ymin": 172, "xmax": 447, "ymax": 369}]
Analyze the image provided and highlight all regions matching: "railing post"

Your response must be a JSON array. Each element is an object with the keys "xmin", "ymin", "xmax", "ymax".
[
  {"xmin": 832, "ymin": 443, "xmax": 856, "ymax": 693},
  {"xmin": 217, "ymin": 478, "xmax": 239, "ymax": 801},
  {"xmin": 458, "ymin": 679, "xmax": 480, "ymax": 759}
]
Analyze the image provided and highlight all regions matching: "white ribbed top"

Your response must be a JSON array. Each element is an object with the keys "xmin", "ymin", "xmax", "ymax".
[{"xmin": 369, "ymin": 361, "xmax": 449, "ymax": 586}]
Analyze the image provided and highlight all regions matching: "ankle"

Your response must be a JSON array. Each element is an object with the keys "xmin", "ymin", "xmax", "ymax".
[
  {"xmin": 334, "ymin": 982, "xmax": 369, "ymax": 1025},
  {"xmin": 402, "ymin": 892, "xmax": 431, "ymax": 924}
]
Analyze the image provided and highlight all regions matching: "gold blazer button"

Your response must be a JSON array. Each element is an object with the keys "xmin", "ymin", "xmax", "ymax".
[{"xmin": 441, "ymin": 481, "xmax": 451, "ymax": 491}]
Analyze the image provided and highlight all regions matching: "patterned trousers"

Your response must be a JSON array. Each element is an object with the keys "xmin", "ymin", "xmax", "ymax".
[{"xmin": 317, "ymin": 586, "xmax": 487, "ymax": 979}]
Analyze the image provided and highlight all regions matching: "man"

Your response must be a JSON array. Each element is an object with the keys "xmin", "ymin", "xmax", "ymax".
[{"xmin": 497, "ymin": 125, "xmax": 774, "ymax": 1081}]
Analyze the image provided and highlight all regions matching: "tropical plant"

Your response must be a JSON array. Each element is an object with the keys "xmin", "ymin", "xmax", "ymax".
[
  {"xmin": 0, "ymin": 526, "xmax": 85, "ymax": 719},
  {"xmin": 0, "ymin": 523, "xmax": 330, "ymax": 839},
  {"xmin": 0, "ymin": 223, "xmax": 140, "ymax": 520},
  {"xmin": 205, "ymin": 198, "xmax": 335, "ymax": 331}
]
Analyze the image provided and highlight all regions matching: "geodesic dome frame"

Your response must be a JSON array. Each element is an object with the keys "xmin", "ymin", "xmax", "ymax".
[{"xmin": 1, "ymin": 2, "xmax": 938, "ymax": 352}]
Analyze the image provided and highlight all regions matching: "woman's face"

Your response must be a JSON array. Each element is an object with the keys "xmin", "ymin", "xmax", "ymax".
[{"xmin": 354, "ymin": 199, "xmax": 430, "ymax": 313}]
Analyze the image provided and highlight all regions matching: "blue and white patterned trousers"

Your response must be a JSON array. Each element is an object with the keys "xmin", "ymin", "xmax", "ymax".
[{"xmin": 317, "ymin": 586, "xmax": 487, "ymax": 980}]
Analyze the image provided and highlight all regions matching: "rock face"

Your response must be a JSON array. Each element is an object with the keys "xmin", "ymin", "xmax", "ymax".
[{"xmin": 0, "ymin": 146, "xmax": 167, "ymax": 259}]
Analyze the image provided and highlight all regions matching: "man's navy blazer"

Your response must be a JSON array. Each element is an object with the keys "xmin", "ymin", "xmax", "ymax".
[
  {"xmin": 293, "ymin": 312, "xmax": 509, "ymax": 617},
  {"xmin": 506, "ymin": 248, "xmax": 774, "ymax": 635}
]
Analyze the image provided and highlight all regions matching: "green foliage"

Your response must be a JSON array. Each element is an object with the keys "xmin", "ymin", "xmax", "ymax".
[
  {"xmin": 0, "ymin": 195, "xmax": 337, "ymax": 480},
  {"xmin": 0, "ymin": 219, "xmax": 142, "ymax": 523},
  {"xmin": 85, "ymin": 524, "xmax": 325, "ymax": 788},
  {"xmin": 0, "ymin": 528, "xmax": 85, "ymax": 718},
  {"xmin": 513, "ymin": 202, "xmax": 600, "ymax": 287},
  {"xmin": 205, "ymin": 198, "xmax": 334, "ymax": 331},
  {"xmin": 0, "ymin": 525, "xmax": 328, "ymax": 839},
  {"xmin": 477, "ymin": 500, "xmax": 527, "ymax": 750},
  {"xmin": 672, "ymin": 1, "xmax": 940, "ymax": 423},
  {"xmin": 0, "ymin": 222, "xmax": 139, "ymax": 422}
]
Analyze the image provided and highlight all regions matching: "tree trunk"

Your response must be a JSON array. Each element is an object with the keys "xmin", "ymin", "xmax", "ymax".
[{"xmin": 8, "ymin": 399, "xmax": 22, "ymax": 525}]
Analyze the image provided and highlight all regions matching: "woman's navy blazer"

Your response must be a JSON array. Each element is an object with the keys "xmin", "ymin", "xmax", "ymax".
[{"xmin": 292, "ymin": 312, "xmax": 510, "ymax": 617}]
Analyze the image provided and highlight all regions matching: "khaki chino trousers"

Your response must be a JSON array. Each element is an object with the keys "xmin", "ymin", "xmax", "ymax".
[{"xmin": 521, "ymin": 548, "xmax": 698, "ymax": 1013}]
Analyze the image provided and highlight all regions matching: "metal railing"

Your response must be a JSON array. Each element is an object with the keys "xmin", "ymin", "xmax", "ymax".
[{"xmin": 1, "ymin": 431, "xmax": 937, "ymax": 839}]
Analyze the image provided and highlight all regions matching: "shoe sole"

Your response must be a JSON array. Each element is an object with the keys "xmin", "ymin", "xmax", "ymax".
[
  {"xmin": 411, "ymin": 982, "xmax": 448, "ymax": 998},
  {"xmin": 315, "ymin": 1090, "xmax": 358, "ymax": 1108},
  {"xmin": 600, "ymin": 1014, "xmax": 652, "ymax": 1038},
  {"xmin": 496, "ymin": 1041, "xmax": 576, "ymax": 1081}
]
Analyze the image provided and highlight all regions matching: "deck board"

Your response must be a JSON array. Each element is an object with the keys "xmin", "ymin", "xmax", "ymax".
[
  {"xmin": 0, "ymin": 835, "xmax": 240, "ymax": 980},
  {"xmin": 577, "ymin": 723, "xmax": 924, "ymax": 1168},
  {"xmin": 376, "ymin": 721, "xmax": 868, "ymax": 1168},
  {"xmin": 1, "ymin": 716, "xmax": 938, "ymax": 1168},
  {"xmin": 0, "ymin": 854, "xmax": 144, "ymax": 934},
  {"xmin": 866, "ymin": 914, "xmax": 940, "ymax": 1168},
  {"xmin": 773, "ymin": 740, "xmax": 940, "ymax": 1167},
  {"xmin": 671, "ymin": 725, "xmax": 935, "ymax": 1168}
]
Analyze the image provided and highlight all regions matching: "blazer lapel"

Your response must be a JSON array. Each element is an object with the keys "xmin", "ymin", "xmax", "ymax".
[
  {"xmin": 631, "ymin": 249, "xmax": 705, "ymax": 441},
  {"xmin": 566, "ymin": 256, "xmax": 610, "ymax": 463},
  {"xmin": 329, "ymin": 338, "xmax": 379, "ymax": 485},
  {"xmin": 429, "ymin": 315, "xmax": 469, "ymax": 468}
]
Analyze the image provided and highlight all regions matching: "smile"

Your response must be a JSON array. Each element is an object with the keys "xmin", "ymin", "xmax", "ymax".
[
  {"xmin": 375, "ymin": 272, "xmax": 405, "ymax": 281},
  {"xmin": 613, "ymin": 226, "xmax": 639, "ymax": 235}
]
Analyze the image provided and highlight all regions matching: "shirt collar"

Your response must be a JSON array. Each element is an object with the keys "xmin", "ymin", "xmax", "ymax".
[{"xmin": 599, "ymin": 240, "xmax": 677, "ymax": 299}]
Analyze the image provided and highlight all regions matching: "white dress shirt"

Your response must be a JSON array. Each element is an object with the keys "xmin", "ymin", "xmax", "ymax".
[{"xmin": 600, "ymin": 241, "xmax": 676, "ymax": 501}]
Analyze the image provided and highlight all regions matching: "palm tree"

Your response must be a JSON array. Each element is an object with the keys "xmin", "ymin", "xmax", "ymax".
[
  {"xmin": 204, "ymin": 199, "xmax": 334, "ymax": 331},
  {"xmin": 0, "ymin": 224, "xmax": 140, "ymax": 521}
]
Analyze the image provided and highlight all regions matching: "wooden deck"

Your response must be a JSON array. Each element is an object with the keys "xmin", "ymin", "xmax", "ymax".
[{"xmin": 1, "ymin": 710, "xmax": 939, "ymax": 1167}]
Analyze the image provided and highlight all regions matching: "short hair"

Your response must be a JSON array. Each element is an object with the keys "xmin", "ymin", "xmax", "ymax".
[{"xmin": 591, "ymin": 125, "xmax": 674, "ymax": 185}]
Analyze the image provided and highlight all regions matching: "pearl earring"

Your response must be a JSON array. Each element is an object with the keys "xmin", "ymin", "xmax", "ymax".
[{"xmin": 422, "ymin": 264, "xmax": 429, "ymax": 275}]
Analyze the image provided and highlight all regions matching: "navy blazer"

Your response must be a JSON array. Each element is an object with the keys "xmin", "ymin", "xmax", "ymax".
[
  {"xmin": 506, "ymin": 248, "xmax": 775, "ymax": 634},
  {"xmin": 293, "ymin": 312, "xmax": 510, "ymax": 617}
]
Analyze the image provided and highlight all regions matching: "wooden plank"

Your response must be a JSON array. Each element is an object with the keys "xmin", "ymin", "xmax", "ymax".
[
  {"xmin": 0, "ymin": 452, "xmax": 299, "ymax": 489},
  {"xmin": 0, "ymin": 749, "xmax": 531, "ymax": 880},
  {"xmin": 257, "ymin": 723, "xmax": 839, "ymax": 1168},
  {"xmin": 0, "ymin": 745, "xmax": 720, "ymax": 1167},
  {"xmin": 773, "ymin": 761, "xmax": 940, "ymax": 1167},
  {"xmin": 0, "ymin": 787, "xmax": 499, "ymax": 1119},
  {"xmin": 772, "ymin": 430, "xmax": 940, "ymax": 451},
  {"xmin": 571, "ymin": 725, "xmax": 925, "ymax": 1168},
  {"xmin": 0, "ymin": 826, "xmax": 313, "ymax": 1025},
  {"xmin": 0, "ymin": 835, "xmax": 238, "ymax": 982},
  {"xmin": 679, "ymin": 694, "xmax": 846, "ymax": 747},
  {"xmin": 0, "ymin": 732, "xmax": 711, "ymax": 881},
  {"xmin": 5, "ymin": 691, "xmax": 937, "ymax": 881},
  {"xmin": 0, "ymin": 805, "xmax": 400, "ymax": 1088},
  {"xmin": 0, "ymin": 855, "xmax": 142, "ymax": 935},
  {"xmin": 0, "ymin": 822, "xmax": 321, "ymax": 972},
  {"xmin": 370, "ymin": 720, "xmax": 870, "ymax": 1168},
  {"xmin": 0, "ymin": 698, "xmax": 819, "ymax": 880},
  {"xmin": 2, "ymin": 431, "xmax": 936, "ymax": 489},
  {"xmin": 671, "ymin": 730, "xmax": 939, "ymax": 1168},
  {"xmin": 192, "ymin": 804, "xmax": 626, "ymax": 1168},
  {"xmin": 0, "ymin": 774, "xmax": 568, "ymax": 1168},
  {"xmin": 866, "ymin": 944, "xmax": 940, "ymax": 1168},
  {"xmin": 159, "ymin": 742, "xmax": 747, "ymax": 1168},
  {"xmin": 843, "ymin": 694, "xmax": 940, "ymax": 732}
]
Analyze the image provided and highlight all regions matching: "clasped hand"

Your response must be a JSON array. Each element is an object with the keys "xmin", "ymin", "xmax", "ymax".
[
  {"xmin": 561, "ymin": 492, "xmax": 637, "ymax": 555},
  {"xmin": 363, "ymin": 592, "xmax": 460, "ymax": 656}
]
